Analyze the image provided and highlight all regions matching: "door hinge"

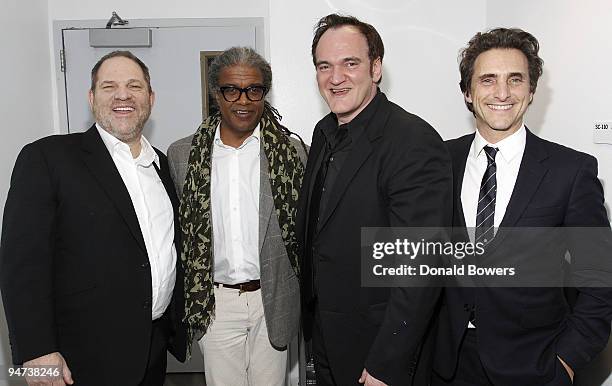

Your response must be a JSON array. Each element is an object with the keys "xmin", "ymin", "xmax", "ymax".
[{"xmin": 60, "ymin": 49, "xmax": 66, "ymax": 72}]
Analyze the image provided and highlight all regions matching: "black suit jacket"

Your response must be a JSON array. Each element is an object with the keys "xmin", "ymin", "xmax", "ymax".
[
  {"xmin": 434, "ymin": 129, "xmax": 612, "ymax": 386},
  {"xmin": 298, "ymin": 92, "xmax": 453, "ymax": 385},
  {"xmin": 0, "ymin": 126, "xmax": 186, "ymax": 385}
]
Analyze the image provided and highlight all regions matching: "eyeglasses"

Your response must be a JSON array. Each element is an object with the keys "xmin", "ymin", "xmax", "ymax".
[{"xmin": 218, "ymin": 86, "xmax": 267, "ymax": 102}]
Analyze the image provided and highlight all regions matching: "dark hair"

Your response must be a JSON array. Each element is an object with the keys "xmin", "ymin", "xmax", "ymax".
[
  {"xmin": 90, "ymin": 50, "xmax": 152, "ymax": 93},
  {"xmin": 459, "ymin": 28, "xmax": 543, "ymax": 112},
  {"xmin": 311, "ymin": 13, "xmax": 384, "ymax": 84},
  {"xmin": 208, "ymin": 46, "xmax": 272, "ymax": 100}
]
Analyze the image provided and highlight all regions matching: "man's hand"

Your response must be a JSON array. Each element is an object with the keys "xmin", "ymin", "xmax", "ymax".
[
  {"xmin": 23, "ymin": 352, "xmax": 73, "ymax": 386},
  {"xmin": 557, "ymin": 355, "xmax": 574, "ymax": 383},
  {"xmin": 358, "ymin": 368, "xmax": 388, "ymax": 386}
]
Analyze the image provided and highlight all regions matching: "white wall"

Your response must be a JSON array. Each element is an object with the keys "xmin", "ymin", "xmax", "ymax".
[
  {"xmin": 0, "ymin": 0, "xmax": 54, "ymax": 228},
  {"xmin": 269, "ymin": 0, "xmax": 487, "ymax": 143},
  {"xmin": 0, "ymin": 0, "xmax": 54, "ymax": 383},
  {"xmin": 487, "ymin": 0, "xmax": 612, "ymax": 221}
]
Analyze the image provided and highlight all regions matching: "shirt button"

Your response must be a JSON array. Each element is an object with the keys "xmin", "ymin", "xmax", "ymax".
[
  {"xmin": 143, "ymin": 300, "xmax": 151, "ymax": 308},
  {"xmin": 141, "ymin": 261, "xmax": 150, "ymax": 268},
  {"xmin": 330, "ymin": 157, "xmax": 334, "ymax": 162}
]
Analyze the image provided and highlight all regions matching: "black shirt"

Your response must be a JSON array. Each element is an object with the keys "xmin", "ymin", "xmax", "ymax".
[{"xmin": 315, "ymin": 89, "xmax": 383, "ymax": 222}]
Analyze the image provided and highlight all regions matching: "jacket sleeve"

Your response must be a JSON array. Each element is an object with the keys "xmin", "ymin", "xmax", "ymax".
[
  {"xmin": 365, "ymin": 122, "xmax": 453, "ymax": 385},
  {"xmin": 0, "ymin": 143, "xmax": 59, "ymax": 364},
  {"xmin": 556, "ymin": 155, "xmax": 612, "ymax": 370}
]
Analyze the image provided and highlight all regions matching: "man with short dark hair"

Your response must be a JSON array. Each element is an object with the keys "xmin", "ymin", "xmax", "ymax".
[
  {"xmin": 0, "ymin": 50, "xmax": 186, "ymax": 386},
  {"xmin": 167, "ymin": 46, "xmax": 307, "ymax": 386},
  {"xmin": 299, "ymin": 13, "xmax": 453, "ymax": 386},
  {"xmin": 433, "ymin": 28, "xmax": 612, "ymax": 386}
]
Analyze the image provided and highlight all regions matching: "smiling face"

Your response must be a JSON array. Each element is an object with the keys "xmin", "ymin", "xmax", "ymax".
[
  {"xmin": 215, "ymin": 64, "xmax": 265, "ymax": 147},
  {"xmin": 315, "ymin": 26, "xmax": 381, "ymax": 125},
  {"xmin": 88, "ymin": 56, "xmax": 154, "ymax": 144},
  {"xmin": 466, "ymin": 48, "xmax": 533, "ymax": 143}
]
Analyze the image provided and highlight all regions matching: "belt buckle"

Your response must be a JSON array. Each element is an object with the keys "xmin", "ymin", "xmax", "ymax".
[{"xmin": 239, "ymin": 284, "xmax": 245, "ymax": 296}]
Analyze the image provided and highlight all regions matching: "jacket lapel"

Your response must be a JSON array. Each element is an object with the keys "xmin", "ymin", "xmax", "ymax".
[
  {"xmin": 80, "ymin": 125, "xmax": 147, "ymax": 253},
  {"xmin": 306, "ymin": 119, "xmax": 329, "ymax": 204},
  {"xmin": 153, "ymin": 152, "xmax": 181, "ymax": 247},
  {"xmin": 296, "ymin": 125, "xmax": 326, "ymax": 244},
  {"xmin": 259, "ymin": 143, "xmax": 274, "ymax": 253},
  {"xmin": 316, "ymin": 96, "xmax": 388, "ymax": 232},
  {"xmin": 448, "ymin": 134, "xmax": 473, "ymax": 243},
  {"xmin": 488, "ymin": 128, "xmax": 549, "ymax": 249},
  {"xmin": 449, "ymin": 135, "xmax": 473, "ymax": 229}
]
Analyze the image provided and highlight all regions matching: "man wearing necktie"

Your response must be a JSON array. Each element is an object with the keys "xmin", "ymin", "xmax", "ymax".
[
  {"xmin": 475, "ymin": 146, "xmax": 498, "ymax": 246},
  {"xmin": 432, "ymin": 28, "xmax": 612, "ymax": 386},
  {"xmin": 298, "ymin": 13, "xmax": 453, "ymax": 386}
]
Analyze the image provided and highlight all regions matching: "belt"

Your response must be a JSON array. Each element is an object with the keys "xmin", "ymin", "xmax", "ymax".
[{"xmin": 214, "ymin": 280, "xmax": 261, "ymax": 294}]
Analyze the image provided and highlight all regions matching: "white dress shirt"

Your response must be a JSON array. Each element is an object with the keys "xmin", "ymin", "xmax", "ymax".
[
  {"xmin": 461, "ymin": 126, "xmax": 526, "ymax": 328},
  {"xmin": 97, "ymin": 125, "xmax": 176, "ymax": 320},
  {"xmin": 461, "ymin": 125, "xmax": 526, "ymax": 238},
  {"xmin": 211, "ymin": 124, "xmax": 261, "ymax": 285}
]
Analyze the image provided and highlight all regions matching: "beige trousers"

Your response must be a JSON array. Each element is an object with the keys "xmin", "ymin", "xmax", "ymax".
[{"xmin": 198, "ymin": 286, "xmax": 287, "ymax": 386}]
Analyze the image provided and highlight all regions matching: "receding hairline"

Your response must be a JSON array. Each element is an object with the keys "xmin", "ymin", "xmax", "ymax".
[
  {"xmin": 314, "ymin": 25, "xmax": 373, "ymax": 61},
  {"xmin": 93, "ymin": 56, "xmax": 149, "ymax": 88},
  {"xmin": 316, "ymin": 25, "xmax": 365, "ymax": 46}
]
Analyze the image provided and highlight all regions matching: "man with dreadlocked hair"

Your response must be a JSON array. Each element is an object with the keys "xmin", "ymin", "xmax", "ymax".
[{"xmin": 167, "ymin": 46, "xmax": 307, "ymax": 386}]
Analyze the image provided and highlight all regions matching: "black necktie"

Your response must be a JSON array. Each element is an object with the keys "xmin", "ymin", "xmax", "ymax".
[
  {"xmin": 475, "ymin": 146, "xmax": 498, "ymax": 245},
  {"xmin": 305, "ymin": 127, "xmax": 348, "ymax": 297}
]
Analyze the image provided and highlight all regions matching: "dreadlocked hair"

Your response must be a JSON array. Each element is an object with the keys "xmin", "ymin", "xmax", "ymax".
[{"xmin": 263, "ymin": 101, "xmax": 309, "ymax": 156}]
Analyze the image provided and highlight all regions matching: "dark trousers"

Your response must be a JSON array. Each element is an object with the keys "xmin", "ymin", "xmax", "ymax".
[
  {"xmin": 312, "ymin": 305, "xmax": 339, "ymax": 386},
  {"xmin": 431, "ymin": 330, "xmax": 493, "ymax": 386},
  {"xmin": 432, "ymin": 329, "xmax": 572, "ymax": 386},
  {"xmin": 139, "ymin": 314, "xmax": 171, "ymax": 386}
]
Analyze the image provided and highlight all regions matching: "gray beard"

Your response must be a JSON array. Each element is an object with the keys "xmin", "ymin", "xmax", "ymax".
[
  {"xmin": 94, "ymin": 107, "xmax": 150, "ymax": 144},
  {"xmin": 98, "ymin": 119, "xmax": 143, "ymax": 143}
]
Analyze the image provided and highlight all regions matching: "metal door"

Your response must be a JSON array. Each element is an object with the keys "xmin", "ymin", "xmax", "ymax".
[{"xmin": 56, "ymin": 18, "xmax": 263, "ymax": 154}]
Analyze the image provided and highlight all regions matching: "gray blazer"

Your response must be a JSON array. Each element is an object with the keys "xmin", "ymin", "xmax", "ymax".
[{"xmin": 167, "ymin": 133, "xmax": 307, "ymax": 348}]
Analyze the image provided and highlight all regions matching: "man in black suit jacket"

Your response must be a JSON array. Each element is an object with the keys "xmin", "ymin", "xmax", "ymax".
[
  {"xmin": 299, "ymin": 14, "xmax": 453, "ymax": 386},
  {"xmin": 0, "ymin": 51, "xmax": 186, "ymax": 386},
  {"xmin": 432, "ymin": 28, "xmax": 612, "ymax": 386}
]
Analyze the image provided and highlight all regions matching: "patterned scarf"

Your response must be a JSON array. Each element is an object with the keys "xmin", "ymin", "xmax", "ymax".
[{"xmin": 179, "ymin": 103, "xmax": 304, "ymax": 354}]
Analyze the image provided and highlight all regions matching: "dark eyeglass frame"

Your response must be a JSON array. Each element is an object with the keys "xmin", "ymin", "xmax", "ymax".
[{"xmin": 218, "ymin": 85, "xmax": 268, "ymax": 102}]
